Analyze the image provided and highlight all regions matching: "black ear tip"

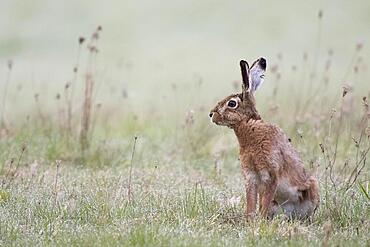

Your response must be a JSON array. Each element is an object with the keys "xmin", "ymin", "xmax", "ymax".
[
  {"xmin": 240, "ymin": 60, "xmax": 249, "ymax": 70},
  {"xmin": 259, "ymin": 57, "xmax": 267, "ymax": 69}
]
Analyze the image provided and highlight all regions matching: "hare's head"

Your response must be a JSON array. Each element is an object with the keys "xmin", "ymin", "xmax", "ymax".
[{"xmin": 209, "ymin": 58, "xmax": 267, "ymax": 128}]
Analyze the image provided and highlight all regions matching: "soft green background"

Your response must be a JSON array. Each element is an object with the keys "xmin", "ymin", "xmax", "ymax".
[{"xmin": 1, "ymin": 0, "xmax": 369, "ymax": 115}]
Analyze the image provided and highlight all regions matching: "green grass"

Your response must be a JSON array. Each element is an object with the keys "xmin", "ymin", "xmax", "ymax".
[
  {"xmin": 0, "ymin": 163, "xmax": 368, "ymax": 246},
  {"xmin": 0, "ymin": 109, "xmax": 369, "ymax": 246}
]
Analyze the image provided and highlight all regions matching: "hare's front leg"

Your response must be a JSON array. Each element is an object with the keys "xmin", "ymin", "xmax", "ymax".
[
  {"xmin": 259, "ymin": 170, "xmax": 277, "ymax": 217},
  {"xmin": 243, "ymin": 169, "xmax": 258, "ymax": 219}
]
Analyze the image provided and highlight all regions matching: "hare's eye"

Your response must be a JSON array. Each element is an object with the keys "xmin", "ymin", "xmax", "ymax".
[{"xmin": 227, "ymin": 100, "xmax": 237, "ymax": 108}]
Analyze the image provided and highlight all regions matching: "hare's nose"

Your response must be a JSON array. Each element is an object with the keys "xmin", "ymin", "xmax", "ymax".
[{"xmin": 209, "ymin": 112, "xmax": 213, "ymax": 118}]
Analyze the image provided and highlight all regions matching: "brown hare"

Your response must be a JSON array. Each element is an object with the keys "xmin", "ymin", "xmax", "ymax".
[{"xmin": 209, "ymin": 58, "xmax": 319, "ymax": 219}]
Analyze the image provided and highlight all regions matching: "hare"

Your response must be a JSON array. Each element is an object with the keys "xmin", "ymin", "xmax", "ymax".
[{"xmin": 209, "ymin": 58, "xmax": 319, "ymax": 219}]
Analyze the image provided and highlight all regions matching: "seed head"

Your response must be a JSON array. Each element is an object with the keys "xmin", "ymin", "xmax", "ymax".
[
  {"xmin": 7, "ymin": 60, "xmax": 13, "ymax": 70},
  {"xmin": 88, "ymin": 45, "xmax": 98, "ymax": 53},
  {"xmin": 56, "ymin": 160, "xmax": 62, "ymax": 168},
  {"xmin": 303, "ymin": 54, "xmax": 308, "ymax": 63},
  {"xmin": 352, "ymin": 137, "xmax": 359, "ymax": 147},
  {"xmin": 354, "ymin": 66, "xmax": 358, "ymax": 74},
  {"xmin": 92, "ymin": 32, "xmax": 99, "ymax": 40},
  {"xmin": 319, "ymin": 143, "xmax": 325, "ymax": 153},
  {"xmin": 356, "ymin": 42, "xmax": 363, "ymax": 51},
  {"xmin": 270, "ymin": 64, "xmax": 278, "ymax": 73},
  {"xmin": 342, "ymin": 85, "xmax": 350, "ymax": 97},
  {"xmin": 318, "ymin": 10, "xmax": 323, "ymax": 19},
  {"xmin": 362, "ymin": 96, "xmax": 368, "ymax": 106},
  {"xmin": 362, "ymin": 97, "xmax": 369, "ymax": 115},
  {"xmin": 79, "ymin": 36, "xmax": 85, "ymax": 44}
]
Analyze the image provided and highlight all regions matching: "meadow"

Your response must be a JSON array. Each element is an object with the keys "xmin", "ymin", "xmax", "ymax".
[{"xmin": 0, "ymin": 1, "xmax": 369, "ymax": 246}]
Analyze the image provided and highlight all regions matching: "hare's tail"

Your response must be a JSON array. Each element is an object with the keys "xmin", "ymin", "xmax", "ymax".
[{"xmin": 307, "ymin": 176, "xmax": 320, "ymax": 207}]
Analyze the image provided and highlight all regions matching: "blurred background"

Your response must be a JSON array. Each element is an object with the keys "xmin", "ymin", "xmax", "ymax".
[{"xmin": 1, "ymin": 0, "xmax": 369, "ymax": 120}]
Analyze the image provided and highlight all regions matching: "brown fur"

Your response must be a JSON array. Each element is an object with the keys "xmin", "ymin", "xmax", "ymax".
[{"xmin": 210, "ymin": 58, "xmax": 319, "ymax": 219}]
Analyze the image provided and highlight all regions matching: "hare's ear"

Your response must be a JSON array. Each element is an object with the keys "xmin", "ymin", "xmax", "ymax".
[
  {"xmin": 239, "ymin": 60, "xmax": 250, "ymax": 96},
  {"xmin": 250, "ymin": 57, "xmax": 267, "ymax": 94}
]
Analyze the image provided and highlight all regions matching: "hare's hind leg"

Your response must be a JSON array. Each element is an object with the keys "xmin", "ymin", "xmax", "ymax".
[
  {"xmin": 280, "ymin": 178, "xmax": 320, "ymax": 219},
  {"xmin": 266, "ymin": 200, "xmax": 281, "ymax": 219}
]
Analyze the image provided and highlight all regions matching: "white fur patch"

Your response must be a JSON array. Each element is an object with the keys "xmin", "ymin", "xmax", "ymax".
[{"xmin": 243, "ymin": 170, "xmax": 258, "ymax": 187}]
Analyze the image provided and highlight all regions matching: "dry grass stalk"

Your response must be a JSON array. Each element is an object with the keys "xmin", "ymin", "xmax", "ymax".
[
  {"xmin": 80, "ymin": 26, "xmax": 102, "ymax": 151},
  {"xmin": 128, "ymin": 136, "xmax": 138, "ymax": 202},
  {"xmin": 1, "ymin": 60, "xmax": 13, "ymax": 131},
  {"xmin": 34, "ymin": 93, "xmax": 46, "ymax": 125},
  {"xmin": 66, "ymin": 37, "xmax": 85, "ymax": 136},
  {"xmin": 343, "ymin": 96, "xmax": 370, "ymax": 191},
  {"xmin": 322, "ymin": 220, "xmax": 332, "ymax": 247},
  {"xmin": 80, "ymin": 72, "xmax": 94, "ymax": 150},
  {"xmin": 54, "ymin": 160, "xmax": 61, "ymax": 205},
  {"xmin": 2, "ymin": 144, "xmax": 26, "ymax": 189}
]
